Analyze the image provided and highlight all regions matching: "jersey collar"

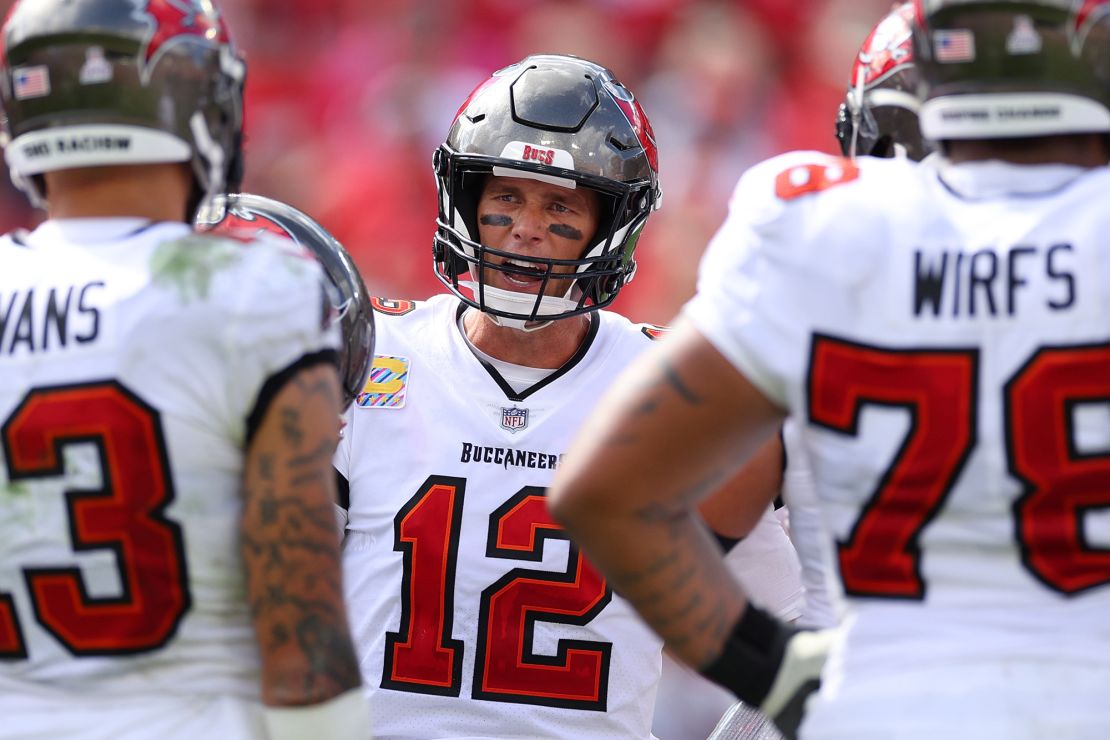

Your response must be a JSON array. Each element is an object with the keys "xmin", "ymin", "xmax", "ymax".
[{"xmin": 934, "ymin": 159, "xmax": 1094, "ymax": 200}]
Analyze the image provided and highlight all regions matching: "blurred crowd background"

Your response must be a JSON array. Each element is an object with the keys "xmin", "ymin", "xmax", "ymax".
[{"xmin": 0, "ymin": 0, "xmax": 898, "ymax": 324}]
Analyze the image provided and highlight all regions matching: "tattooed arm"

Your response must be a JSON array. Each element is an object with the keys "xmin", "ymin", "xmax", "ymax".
[
  {"xmin": 549, "ymin": 319, "xmax": 784, "ymax": 669},
  {"xmin": 550, "ymin": 322, "xmax": 834, "ymax": 738},
  {"xmin": 240, "ymin": 362, "xmax": 363, "ymax": 708}
]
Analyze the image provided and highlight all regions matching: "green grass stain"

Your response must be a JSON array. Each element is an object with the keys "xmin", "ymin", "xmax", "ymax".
[{"xmin": 150, "ymin": 235, "xmax": 242, "ymax": 302}]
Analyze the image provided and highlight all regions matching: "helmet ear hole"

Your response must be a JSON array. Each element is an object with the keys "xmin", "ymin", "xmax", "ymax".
[{"xmin": 600, "ymin": 272, "xmax": 623, "ymax": 298}]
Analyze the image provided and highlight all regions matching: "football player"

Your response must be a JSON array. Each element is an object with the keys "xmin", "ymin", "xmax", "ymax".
[
  {"xmin": 551, "ymin": 1, "xmax": 1110, "ymax": 738},
  {"xmin": 0, "ymin": 1, "xmax": 368, "ymax": 738},
  {"xmin": 667, "ymin": 12, "xmax": 937, "ymax": 739},
  {"xmin": 687, "ymin": 10, "xmax": 937, "ymax": 738},
  {"xmin": 697, "ymin": 0, "xmax": 939, "ymax": 645},
  {"xmin": 334, "ymin": 54, "xmax": 676, "ymax": 737}
]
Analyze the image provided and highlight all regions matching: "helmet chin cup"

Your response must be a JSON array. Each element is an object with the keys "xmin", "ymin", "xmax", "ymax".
[{"xmin": 459, "ymin": 277, "xmax": 580, "ymax": 332}]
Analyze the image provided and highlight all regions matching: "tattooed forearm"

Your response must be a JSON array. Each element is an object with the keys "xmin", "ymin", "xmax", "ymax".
[
  {"xmin": 281, "ymin": 408, "xmax": 303, "ymax": 446},
  {"xmin": 289, "ymin": 438, "xmax": 339, "ymax": 488},
  {"xmin": 242, "ymin": 364, "xmax": 360, "ymax": 706},
  {"xmin": 595, "ymin": 499, "xmax": 743, "ymax": 667}
]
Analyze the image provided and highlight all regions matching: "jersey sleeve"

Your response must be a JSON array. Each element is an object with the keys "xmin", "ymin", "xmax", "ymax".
[
  {"xmin": 682, "ymin": 152, "xmax": 873, "ymax": 410},
  {"xmin": 333, "ymin": 405, "xmax": 354, "ymax": 480},
  {"xmin": 219, "ymin": 238, "xmax": 342, "ymax": 444}
]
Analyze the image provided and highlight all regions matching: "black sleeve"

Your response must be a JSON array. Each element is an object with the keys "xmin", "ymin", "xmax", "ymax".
[{"xmin": 336, "ymin": 468, "xmax": 350, "ymax": 511}]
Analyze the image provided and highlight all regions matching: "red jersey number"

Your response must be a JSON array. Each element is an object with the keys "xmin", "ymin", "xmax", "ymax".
[
  {"xmin": 0, "ymin": 382, "xmax": 189, "ymax": 658},
  {"xmin": 383, "ymin": 477, "xmax": 612, "ymax": 710},
  {"xmin": 774, "ymin": 160, "xmax": 860, "ymax": 201},
  {"xmin": 809, "ymin": 336, "xmax": 1110, "ymax": 599}
]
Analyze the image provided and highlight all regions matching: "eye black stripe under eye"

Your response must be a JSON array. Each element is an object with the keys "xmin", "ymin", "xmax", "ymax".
[
  {"xmin": 549, "ymin": 224, "xmax": 583, "ymax": 240},
  {"xmin": 480, "ymin": 214, "xmax": 513, "ymax": 226}
]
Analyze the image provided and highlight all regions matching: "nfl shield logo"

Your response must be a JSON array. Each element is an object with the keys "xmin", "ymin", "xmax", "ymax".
[{"xmin": 501, "ymin": 407, "xmax": 528, "ymax": 433}]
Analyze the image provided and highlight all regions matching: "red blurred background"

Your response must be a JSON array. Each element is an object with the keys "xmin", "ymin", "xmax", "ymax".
[{"xmin": 0, "ymin": 0, "xmax": 897, "ymax": 324}]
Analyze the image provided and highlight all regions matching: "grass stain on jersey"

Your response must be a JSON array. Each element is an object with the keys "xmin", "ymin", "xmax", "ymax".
[{"xmin": 150, "ymin": 236, "xmax": 242, "ymax": 302}]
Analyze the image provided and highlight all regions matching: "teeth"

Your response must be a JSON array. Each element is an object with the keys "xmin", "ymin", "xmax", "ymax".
[{"xmin": 506, "ymin": 258, "xmax": 542, "ymax": 269}]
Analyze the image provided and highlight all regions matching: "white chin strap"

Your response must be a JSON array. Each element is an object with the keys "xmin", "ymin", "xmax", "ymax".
[{"xmin": 459, "ymin": 279, "xmax": 580, "ymax": 332}]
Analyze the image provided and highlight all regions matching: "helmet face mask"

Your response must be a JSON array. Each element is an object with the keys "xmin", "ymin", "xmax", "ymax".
[
  {"xmin": 196, "ymin": 194, "xmax": 375, "ymax": 412},
  {"xmin": 0, "ymin": 0, "xmax": 246, "ymax": 218},
  {"xmin": 433, "ymin": 54, "xmax": 660, "ymax": 328},
  {"xmin": 913, "ymin": 0, "xmax": 1110, "ymax": 141}
]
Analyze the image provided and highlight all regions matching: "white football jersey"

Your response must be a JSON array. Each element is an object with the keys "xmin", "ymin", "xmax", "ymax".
[
  {"xmin": 0, "ymin": 219, "xmax": 338, "ymax": 738},
  {"xmin": 336, "ymin": 294, "xmax": 664, "ymax": 739},
  {"xmin": 685, "ymin": 153, "xmax": 1110, "ymax": 735},
  {"xmin": 780, "ymin": 420, "xmax": 841, "ymax": 630}
]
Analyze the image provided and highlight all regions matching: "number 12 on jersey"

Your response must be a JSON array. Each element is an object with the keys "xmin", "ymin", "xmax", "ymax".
[{"xmin": 382, "ymin": 476, "xmax": 612, "ymax": 710}]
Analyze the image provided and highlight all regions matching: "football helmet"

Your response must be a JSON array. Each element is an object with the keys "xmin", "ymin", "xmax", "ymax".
[
  {"xmin": 836, "ymin": 3, "xmax": 932, "ymax": 160},
  {"xmin": 197, "ymin": 194, "xmax": 374, "ymax": 411},
  {"xmin": 433, "ymin": 54, "xmax": 661, "ymax": 328},
  {"xmin": 913, "ymin": 0, "xmax": 1110, "ymax": 140},
  {"xmin": 0, "ymin": 0, "xmax": 246, "ymax": 217}
]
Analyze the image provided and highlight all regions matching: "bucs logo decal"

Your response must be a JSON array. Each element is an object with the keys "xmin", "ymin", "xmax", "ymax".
[
  {"xmin": 852, "ymin": 3, "xmax": 914, "ymax": 87},
  {"xmin": 129, "ymin": 0, "xmax": 234, "ymax": 81},
  {"xmin": 212, "ymin": 208, "xmax": 292, "ymax": 241},
  {"xmin": 605, "ymin": 78, "xmax": 659, "ymax": 176}
]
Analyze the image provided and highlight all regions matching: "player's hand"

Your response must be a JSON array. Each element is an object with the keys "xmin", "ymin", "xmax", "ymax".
[
  {"xmin": 700, "ymin": 605, "xmax": 835, "ymax": 740},
  {"xmin": 759, "ymin": 628, "xmax": 835, "ymax": 738}
]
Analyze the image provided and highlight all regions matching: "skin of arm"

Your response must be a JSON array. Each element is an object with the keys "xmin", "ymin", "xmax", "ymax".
[
  {"xmin": 549, "ymin": 318, "xmax": 785, "ymax": 670},
  {"xmin": 240, "ymin": 362, "xmax": 363, "ymax": 706},
  {"xmin": 698, "ymin": 432, "xmax": 785, "ymax": 541}
]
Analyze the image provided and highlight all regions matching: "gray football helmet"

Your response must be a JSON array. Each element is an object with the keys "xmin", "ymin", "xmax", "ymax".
[
  {"xmin": 0, "ymin": 0, "xmax": 246, "ymax": 217},
  {"xmin": 914, "ymin": 0, "xmax": 1110, "ymax": 140},
  {"xmin": 433, "ymin": 54, "xmax": 661, "ymax": 324}
]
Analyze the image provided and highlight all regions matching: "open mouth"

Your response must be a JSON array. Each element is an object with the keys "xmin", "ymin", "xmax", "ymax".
[{"xmin": 501, "ymin": 258, "xmax": 548, "ymax": 289}]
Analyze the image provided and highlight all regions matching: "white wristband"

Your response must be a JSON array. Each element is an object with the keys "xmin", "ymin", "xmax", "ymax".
[{"xmin": 263, "ymin": 687, "xmax": 371, "ymax": 740}]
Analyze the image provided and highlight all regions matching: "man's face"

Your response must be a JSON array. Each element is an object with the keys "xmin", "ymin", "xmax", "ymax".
[{"xmin": 475, "ymin": 175, "xmax": 600, "ymax": 297}]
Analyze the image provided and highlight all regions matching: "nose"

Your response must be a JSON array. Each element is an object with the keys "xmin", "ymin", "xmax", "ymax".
[{"xmin": 511, "ymin": 203, "xmax": 546, "ymax": 245}]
